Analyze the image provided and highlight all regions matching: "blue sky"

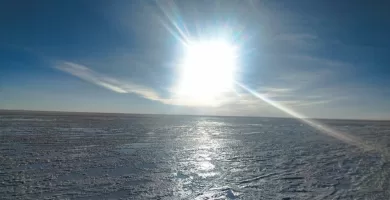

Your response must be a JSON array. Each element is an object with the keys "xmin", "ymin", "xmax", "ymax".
[{"xmin": 1, "ymin": 0, "xmax": 390, "ymax": 119}]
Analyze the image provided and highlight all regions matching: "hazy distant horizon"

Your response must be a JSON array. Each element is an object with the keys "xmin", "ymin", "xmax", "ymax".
[{"xmin": 2, "ymin": 108, "xmax": 389, "ymax": 122}]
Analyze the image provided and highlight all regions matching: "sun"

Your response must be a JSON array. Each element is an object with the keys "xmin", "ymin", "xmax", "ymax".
[{"xmin": 174, "ymin": 40, "xmax": 237, "ymax": 106}]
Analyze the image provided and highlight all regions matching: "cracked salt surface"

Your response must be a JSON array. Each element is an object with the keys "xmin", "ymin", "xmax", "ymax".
[{"xmin": 1, "ymin": 112, "xmax": 390, "ymax": 199}]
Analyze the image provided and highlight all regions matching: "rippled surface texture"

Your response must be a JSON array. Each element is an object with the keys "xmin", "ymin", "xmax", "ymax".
[{"xmin": 1, "ymin": 112, "xmax": 390, "ymax": 199}]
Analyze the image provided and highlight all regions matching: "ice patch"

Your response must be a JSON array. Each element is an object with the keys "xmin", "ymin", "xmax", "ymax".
[
  {"xmin": 197, "ymin": 172, "xmax": 219, "ymax": 178},
  {"xmin": 117, "ymin": 142, "xmax": 154, "ymax": 154},
  {"xmin": 242, "ymin": 131, "xmax": 261, "ymax": 135},
  {"xmin": 197, "ymin": 161, "xmax": 215, "ymax": 171}
]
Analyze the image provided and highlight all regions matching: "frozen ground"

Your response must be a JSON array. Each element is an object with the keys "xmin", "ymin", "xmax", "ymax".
[{"xmin": 1, "ymin": 111, "xmax": 390, "ymax": 199}]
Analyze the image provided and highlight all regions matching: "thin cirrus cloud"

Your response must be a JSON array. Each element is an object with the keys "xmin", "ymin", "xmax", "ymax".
[
  {"xmin": 55, "ymin": 59, "xmax": 340, "ymax": 113},
  {"xmin": 55, "ymin": 62, "xmax": 237, "ymax": 107},
  {"xmin": 56, "ymin": 62, "xmax": 162, "ymax": 101}
]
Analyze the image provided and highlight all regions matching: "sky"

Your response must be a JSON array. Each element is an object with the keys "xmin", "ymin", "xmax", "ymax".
[{"xmin": 1, "ymin": 0, "xmax": 390, "ymax": 120}]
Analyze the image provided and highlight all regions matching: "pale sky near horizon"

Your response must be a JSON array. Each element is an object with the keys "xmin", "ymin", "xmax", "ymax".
[{"xmin": 1, "ymin": 0, "xmax": 390, "ymax": 120}]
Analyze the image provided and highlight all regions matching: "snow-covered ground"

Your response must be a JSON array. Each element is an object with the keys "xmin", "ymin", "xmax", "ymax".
[{"xmin": 1, "ymin": 112, "xmax": 390, "ymax": 199}]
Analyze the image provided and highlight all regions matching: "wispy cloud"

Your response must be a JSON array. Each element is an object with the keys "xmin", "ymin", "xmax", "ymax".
[
  {"xmin": 255, "ymin": 86, "xmax": 337, "ymax": 108},
  {"xmin": 55, "ymin": 58, "xmax": 358, "ymax": 117},
  {"xmin": 56, "ymin": 62, "xmax": 237, "ymax": 107},
  {"xmin": 257, "ymin": 87, "xmax": 296, "ymax": 98},
  {"xmin": 273, "ymin": 33, "xmax": 318, "ymax": 46},
  {"xmin": 56, "ymin": 62, "xmax": 163, "ymax": 101}
]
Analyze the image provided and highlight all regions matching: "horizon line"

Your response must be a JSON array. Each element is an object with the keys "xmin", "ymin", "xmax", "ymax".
[{"xmin": 0, "ymin": 109, "xmax": 389, "ymax": 122}]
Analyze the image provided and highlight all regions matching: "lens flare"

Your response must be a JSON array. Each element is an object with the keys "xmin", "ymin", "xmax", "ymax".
[{"xmin": 235, "ymin": 81, "xmax": 375, "ymax": 151}]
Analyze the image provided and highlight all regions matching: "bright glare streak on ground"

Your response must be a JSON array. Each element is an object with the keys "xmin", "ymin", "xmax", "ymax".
[
  {"xmin": 174, "ymin": 40, "xmax": 237, "ymax": 106},
  {"xmin": 236, "ymin": 82, "xmax": 375, "ymax": 151}
]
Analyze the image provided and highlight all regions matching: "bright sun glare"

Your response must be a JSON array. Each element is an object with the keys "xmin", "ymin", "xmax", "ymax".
[{"xmin": 175, "ymin": 40, "xmax": 237, "ymax": 106}]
